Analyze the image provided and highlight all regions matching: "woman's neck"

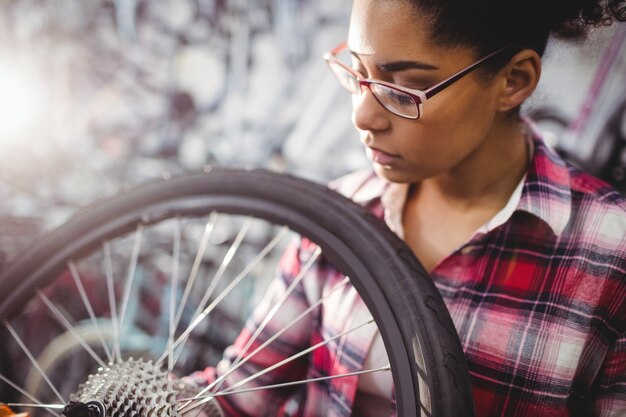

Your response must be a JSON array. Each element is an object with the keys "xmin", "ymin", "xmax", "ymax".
[
  {"xmin": 401, "ymin": 118, "xmax": 531, "ymax": 272},
  {"xmin": 416, "ymin": 118, "xmax": 530, "ymax": 212}
]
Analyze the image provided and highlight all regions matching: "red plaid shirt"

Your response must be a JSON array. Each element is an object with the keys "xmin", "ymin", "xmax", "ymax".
[{"xmin": 189, "ymin": 124, "xmax": 626, "ymax": 416}]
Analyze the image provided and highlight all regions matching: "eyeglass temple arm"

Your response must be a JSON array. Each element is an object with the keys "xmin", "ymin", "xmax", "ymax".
[
  {"xmin": 424, "ymin": 46, "xmax": 517, "ymax": 99},
  {"xmin": 328, "ymin": 42, "xmax": 348, "ymax": 58},
  {"xmin": 324, "ymin": 41, "xmax": 348, "ymax": 61}
]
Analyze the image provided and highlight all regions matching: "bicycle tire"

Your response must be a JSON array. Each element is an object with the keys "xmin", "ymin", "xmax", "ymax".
[{"xmin": 0, "ymin": 167, "xmax": 474, "ymax": 417}]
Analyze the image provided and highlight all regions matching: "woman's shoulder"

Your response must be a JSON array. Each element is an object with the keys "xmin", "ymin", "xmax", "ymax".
[
  {"xmin": 568, "ymin": 166, "xmax": 626, "ymax": 213},
  {"xmin": 561, "ymin": 167, "xmax": 626, "ymax": 291},
  {"xmin": 525, "ymin": 121, "xmax": 626, "ymax": 241}
]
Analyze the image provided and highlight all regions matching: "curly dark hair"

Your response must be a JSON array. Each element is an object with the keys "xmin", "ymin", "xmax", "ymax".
[{"xmin": 405, "ymin": 0, "xmax": 626, "ymax": 56}]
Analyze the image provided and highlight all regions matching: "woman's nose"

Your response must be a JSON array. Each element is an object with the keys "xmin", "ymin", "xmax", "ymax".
[{"xmin": 351, "ymin": 86, "xmax": 390, "ymax": 133}]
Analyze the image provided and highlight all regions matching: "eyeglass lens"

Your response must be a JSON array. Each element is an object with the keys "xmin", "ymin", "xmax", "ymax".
[
  {"xmin": 328, "ymin": 61, "xmax": 419, "ymax": 119},
  {"xmin": 370, "ymin": 83, "xmax": 419, "ymax": 119},
  {"xmin": 329, "ymin": 63, "xmax": 361, "ymax": 94}
]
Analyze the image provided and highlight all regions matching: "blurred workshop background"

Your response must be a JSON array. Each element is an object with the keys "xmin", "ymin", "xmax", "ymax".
[{"xmin": 0, "ymin": 0, "xmax": 624, "ymax": 268}]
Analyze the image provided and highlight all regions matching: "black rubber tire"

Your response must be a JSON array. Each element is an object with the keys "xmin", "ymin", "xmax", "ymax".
[{"xmin": 0, "ymin": 168, "xmax": 474, "ymax": 417}]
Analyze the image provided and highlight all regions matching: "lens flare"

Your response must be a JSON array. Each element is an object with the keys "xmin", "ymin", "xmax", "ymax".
[{"xmin": 0, "ymin": 64, "xmax": 43, "ymax": 142}]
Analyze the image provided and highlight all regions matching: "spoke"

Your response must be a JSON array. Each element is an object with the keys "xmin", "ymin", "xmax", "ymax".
[
  {"xmin": 156, "ymin": 227, "xmax": 289, "ymax": 367},
  {"xmin": 182, "ymin": 364, "xmax": 391, "ymax": 401},
  {"xmin": 6, "ymin": 403, "xmax": 65, "ymax": 410},
  {"xmin": 182, "ymin": 317, "xmax": 374, "ymax": 414},
  {"xmin": 68, "ymin": 261, "xmax": 113, "ymax": 362},
  {"xmin": 0, "ymin": 374, "xmax": 61, "ymax": 417},
  {"xmin": 103, "ymin": 242, "xmax": 121, "ymax": 361},
  {"xmin": 179, "ymin": 276, "xmax": 350, "ymax": 412},
  {"xmin": 172, "ymin": 213, "xmax": 218, "ymax": 332},
  {"xmin": 213, "ymin": 277, "xmax": 350, "ymax": 390},
  {"xmin": 234, "ymin": 247, "xmax": 321, "ymax": 362},
  {"xmin": 190, "ymin": 218, "xmax": 252, "ymax": 325},
  {"xmin": 211, "ymin": 247, "xmax": 321, "ymax": 393},
  {"xmin": 225, "ymin": 319, "xmax": 374, "ymax": 393},
  {"xmin": 4, "ymin": 321, "xmax": 65, "ymax": 404},
  {"xmin": 171, "ymin": 216, "xmax": 250, "ymax": 368},
  {"xmin": 37, "ymin": 292, "xmax": 107, "ymax": 369},
  {"xmin": 167, "ymin": 218, "xmax": 182, "ymax": 372},
  {"xmin": 117, "ymin": 224, "xmax": 144, "ymax": 346}
]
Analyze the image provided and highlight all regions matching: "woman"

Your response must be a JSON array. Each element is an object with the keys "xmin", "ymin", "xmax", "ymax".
[{"xmin": 187, "ymin": 0, "xmax": 626, "ymax": 415}]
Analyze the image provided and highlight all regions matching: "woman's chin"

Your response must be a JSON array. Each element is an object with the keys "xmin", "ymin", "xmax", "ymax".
[{"xmin": 372, "ymin": 164, "xmax": 423, "ymax": 184}]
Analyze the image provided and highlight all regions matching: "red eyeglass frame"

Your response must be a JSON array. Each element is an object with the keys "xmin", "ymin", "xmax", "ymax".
[{"xmin": 323, "ymin": 42, "xmax": 515, "ymax": 119}]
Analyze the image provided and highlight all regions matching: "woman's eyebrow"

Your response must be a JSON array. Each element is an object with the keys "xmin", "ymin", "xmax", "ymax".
[
  {"xmin": 350, "ymin": 51, "xmax": 439, "ymax": 72},
  {"xmin": 377, "ymin": 60, "xmax": 439, "ymax": 72}
]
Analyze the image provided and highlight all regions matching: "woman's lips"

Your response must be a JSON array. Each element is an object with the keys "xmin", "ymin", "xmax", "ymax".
[{"xmin": 366, "ymin": 147, "xmax": 401, "ymax": 166}]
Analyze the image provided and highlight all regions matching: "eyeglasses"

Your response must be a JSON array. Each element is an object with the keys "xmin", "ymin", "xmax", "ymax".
[{"xmin": 323, "ymin": 42, "xmax": 514, "ymax": 120}]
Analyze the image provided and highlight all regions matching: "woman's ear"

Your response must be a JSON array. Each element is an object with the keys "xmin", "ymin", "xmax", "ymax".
[{"xmin": 497, "ymin": 49, "xmax": 541, "ymax": 112}]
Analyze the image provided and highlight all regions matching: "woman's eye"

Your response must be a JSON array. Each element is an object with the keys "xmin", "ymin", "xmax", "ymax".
[{"xmin": 387, "ymin": 90, "xmax": 414, "ymax": 105}]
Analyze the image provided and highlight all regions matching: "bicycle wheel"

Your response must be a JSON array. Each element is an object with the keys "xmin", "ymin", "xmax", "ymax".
[{"xmin": 0, "ymin": 168, "xmax": 474, "ymax": 417}]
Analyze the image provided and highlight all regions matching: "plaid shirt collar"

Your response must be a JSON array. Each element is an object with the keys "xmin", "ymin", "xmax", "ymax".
[
  {"xmin": 348, "ymin": 121, "xmax": 573, "ymax": 237},
  {"xmin": 517, "ymin": 122, "xmax": 572, "ymax": 236}
]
